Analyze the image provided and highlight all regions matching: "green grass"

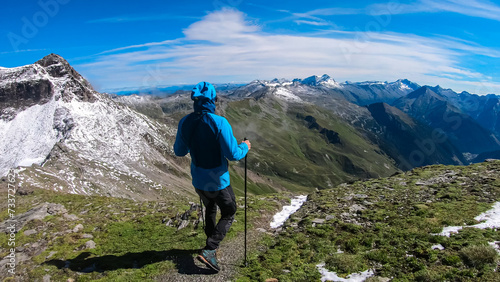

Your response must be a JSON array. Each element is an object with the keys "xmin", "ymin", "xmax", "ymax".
[
  {"xmin": 237, "ymin": 161, "xmax": 500, "ymax": 281},
  {"xmin": 0, "ymin": 186, "xmax": 282, "ymax": 281}
]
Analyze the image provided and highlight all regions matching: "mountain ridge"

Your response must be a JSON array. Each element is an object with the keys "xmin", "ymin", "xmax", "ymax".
[
  {"xmin": 392, "ymin": 86, "xmax": 500, "ymax": 155},
  {"xmin": 0, "ymin": 54, "xmax": 191, "ymax": 200}
]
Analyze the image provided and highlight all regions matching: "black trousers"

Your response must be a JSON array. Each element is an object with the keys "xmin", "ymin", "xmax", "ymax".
[{"xmin": 196, "ymin": 185, "xmax": 237, "ymax": 250}]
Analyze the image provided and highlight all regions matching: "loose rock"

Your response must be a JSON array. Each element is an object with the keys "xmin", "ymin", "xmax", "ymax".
[{"xmin": 73, "ymin": 224, "xmax": 84, "ymax": 233}]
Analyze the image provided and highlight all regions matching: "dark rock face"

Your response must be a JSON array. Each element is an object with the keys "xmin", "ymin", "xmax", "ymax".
[
  {"xmin": 0, "ymin": 78, "xmax": 53, "ymax": 117},
  {"xmin": 302, "ymin": 115, "xmax": 341, "ymax": 145},
  {"xmin": 366, "ymin": 102, "xmax": 467, "ymax": 169}
]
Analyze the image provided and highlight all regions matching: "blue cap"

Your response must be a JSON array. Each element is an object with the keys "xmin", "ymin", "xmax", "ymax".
[{"xmin": 191, "ymin": 81, "xmax": 216, "ymax": 101}]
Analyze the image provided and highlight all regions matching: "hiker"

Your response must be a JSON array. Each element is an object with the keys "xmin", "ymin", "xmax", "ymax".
[{"xmin": 173, "ymin": 81, "xmax": 251, "ymax": 272}]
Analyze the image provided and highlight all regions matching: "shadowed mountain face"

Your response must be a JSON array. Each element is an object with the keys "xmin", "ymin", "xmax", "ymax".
[
  {"xmin": 366, "ymin": 103, "xmax": 466, "ymax": 170},
  {"xmin": 432, "ymin": 87, "xmax": 500, "ymax": 138},
  {"xmin": 392, "ymin": 86, "xmax": 500, "ymax": 155},
  {"xmin": 220, "ymin": 98, "xmax": 399, "ymax": 189}
]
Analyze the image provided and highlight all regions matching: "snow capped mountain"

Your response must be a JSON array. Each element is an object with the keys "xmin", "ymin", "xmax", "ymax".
[
  {"xmin": 295, "ymin": 74, "xmax": 341, "ymax": 88},
  {"xmin": 226, "ymin": 75, "xmax": 421, "ymax": 106},
  {"xmin": 394, "ymin": 79, "xmax": 421, "ymax": 92},
  {"xmin": 0, "ymin": 54, "xmax": 189, "ymax": 200},
  {"xmin": 261, "ymin": 78, "xmax": 292, "ymax": 87},
  {"xmin": 340, "ymin": 79, "xmax": 420, "ymax": 105},
  {"xmin": 0, "ymin": 54, "xmax": 96, "ymax": 176}
]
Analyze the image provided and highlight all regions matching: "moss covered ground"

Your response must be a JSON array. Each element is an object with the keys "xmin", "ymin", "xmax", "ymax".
[{"xmin": 237, "ymin": 161, "xmax": 500, "ymax": 281}]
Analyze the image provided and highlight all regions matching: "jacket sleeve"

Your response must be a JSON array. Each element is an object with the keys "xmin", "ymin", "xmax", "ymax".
[
  {"xmin": 218, "ymin": 117, "xmax": 248, "ymax": 161},
  {"xmin": 174, "ymin": 118, "xmax": 189, "ymax": 157}
]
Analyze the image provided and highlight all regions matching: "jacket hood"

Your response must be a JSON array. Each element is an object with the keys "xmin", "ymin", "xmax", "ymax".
[
  {"xmin": 193, "ymin": 98, "xmax": 216, "ymax": 114},
  {"xmin": 192, "ymin": 82, "xmax": 216, "ymax": 114}
]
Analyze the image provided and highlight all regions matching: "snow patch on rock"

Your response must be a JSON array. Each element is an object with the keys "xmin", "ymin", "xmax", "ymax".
[
  {"xmin": 316, "ymin": 262, "xmax": 374, "ymax": 282},
  {"xmin": 270, "ymin": 195, "xmax": 307, "ymax": 228},
  {"xmin": 431, "ymin": 244, "xmax": 445, "ymax": 250},
  {"xmin": 274, "ymin": 87, "xmax": 302, "ymax": 102},
  {"xmin": 0, "ymin": 97, "xmax": 60, "ymax": 176}
]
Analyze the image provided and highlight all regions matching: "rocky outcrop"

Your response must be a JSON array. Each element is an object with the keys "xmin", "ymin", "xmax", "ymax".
[
  {"xmin": 35, "ymin": 54, "xmax": 96, "ymax": 102},
  {"xmin": 0, "ymin": 202, "xmax": 68, "ymax": 233},
  {"xmin": 0, "ymin": 72, "xmax": 53, "ymax": 118}
]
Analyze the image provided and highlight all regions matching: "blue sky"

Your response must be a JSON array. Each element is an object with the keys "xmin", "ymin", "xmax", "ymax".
[{"xmin": 1, "ymin": 0, "xmax": 500, "ymax": 94}]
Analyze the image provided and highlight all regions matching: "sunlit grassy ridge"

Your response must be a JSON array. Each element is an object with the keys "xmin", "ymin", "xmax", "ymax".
[{"xmin": 238, "ymin": 161, "xmax": 500, "ymax": 281}]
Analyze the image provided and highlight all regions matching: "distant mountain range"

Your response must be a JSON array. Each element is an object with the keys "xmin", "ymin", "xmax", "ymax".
[
  {"xmin": 2, "ymin": 54, "xmax": 500, "ymax": 199},
  {"xmin": 220, "ymin": 75, "xmax": 500, "ymax": 163},
  {"xmin": 107, "ymin": 83, "xmax": 245, "ymax": 96}
]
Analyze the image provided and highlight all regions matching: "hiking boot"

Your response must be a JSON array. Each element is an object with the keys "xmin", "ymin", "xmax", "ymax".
[{"xmin": 197, "ymin": 249, "xmax": 220, "ymax": 272}]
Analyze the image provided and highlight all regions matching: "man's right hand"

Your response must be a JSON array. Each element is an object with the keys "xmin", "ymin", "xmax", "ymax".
[{"xmin": 243, "ymin": 139, "xmax": 251, "ymax": 150}]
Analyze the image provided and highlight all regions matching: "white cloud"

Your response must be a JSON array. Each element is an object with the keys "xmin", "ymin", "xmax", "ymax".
[
  {"xmin": 182, "ymin": 8, "xmax": 259, "ymax": 43},
  {"xmin": 76, "ymin": 9, "xmax": 500, "ymax": 94}
]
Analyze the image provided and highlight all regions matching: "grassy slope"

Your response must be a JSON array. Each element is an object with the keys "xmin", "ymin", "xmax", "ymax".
[
  {"xmin": 225, "ymin": 98, "xmax": 399, "ymax": 191},
  {"xmin": 238, "ymin": 161, "xmax": 500, "ymax": 281},
  {"xmin": 0, "ymin": 183, "xmax": 286, "ymax": 281}
]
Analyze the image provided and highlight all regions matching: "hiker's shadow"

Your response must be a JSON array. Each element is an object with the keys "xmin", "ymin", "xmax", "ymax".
[{"xmin": 43, "ymin": 249, "xmax": 218, "ymax": 275}]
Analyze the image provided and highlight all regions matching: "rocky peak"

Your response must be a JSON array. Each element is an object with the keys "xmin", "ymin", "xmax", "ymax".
[
  {"xmin": 36, "ymin": 53, "xmax": 95, "ymax": 100},
  {"xmin": 270, "ymin": 78, "xmax": 290, "ymax": 84},
  {"xmin": 299, "ymin": 74, "xmax": 338, "ymax": 88},
  {"xmin": 406, "ymin": 86, "xmax": 445, "ymax": 101},
  {"xmin": 0, "ymin": 54, "xmax": 96, "ymax": 119},
  {"xmin": 36, "ymin": 54, "xmax": 84, "ymax": 82},
  {"xmin": 395, "ymin": 79, "xmax": 420, "ymax": 91}
]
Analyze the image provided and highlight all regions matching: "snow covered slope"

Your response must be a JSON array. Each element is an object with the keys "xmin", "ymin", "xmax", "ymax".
[{"xmin": 0, "ymin": 54, "xmax": 191, "ymax": 200}]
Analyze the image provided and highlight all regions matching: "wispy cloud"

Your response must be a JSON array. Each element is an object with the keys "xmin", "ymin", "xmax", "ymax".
[
  {"xmin": 369, "ymin": 0, "xmax": 500, "ymax": 21},
  {"xmin": 0, "ymin": 49, "xmax": 47, "ymax": 55},
  {"xmin": 95, "ymin": 39, "xmax": 181, "ymax": 55},
  {"xmin": 265, "ymin": 7, "xmax": 360, "ymax": 28},
  {"xmin": 294, "ymin": 20, "xmax": 330, "ymax": 26},
  {"xmin": 298, "ymin": 7, "xmax": 365, "ymax": 16},
  {"xmin": 76, "ymin": 9, "xmax": 500, "ymax": 94},
  {"xmin": 287, "ymin": 0, "xmax": 500, "ymax": 26}
]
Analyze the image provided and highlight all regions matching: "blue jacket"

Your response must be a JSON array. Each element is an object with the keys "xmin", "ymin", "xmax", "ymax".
[{"xmin": 174, "ymin": 82, "xmax": 248, "ymax": 191}]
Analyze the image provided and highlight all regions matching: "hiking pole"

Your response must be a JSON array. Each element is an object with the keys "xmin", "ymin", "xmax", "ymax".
[{"xmin": 244, "ymin": 138, "xmax": 248, "ymax": 267}]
